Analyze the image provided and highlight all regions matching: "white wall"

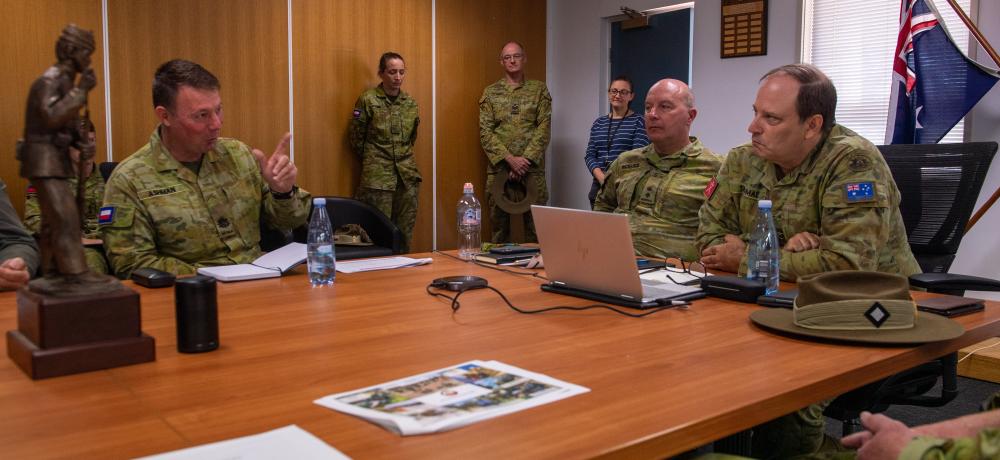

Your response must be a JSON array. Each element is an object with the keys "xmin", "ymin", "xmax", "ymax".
[{"xmin": 548, "ymin": 0, "xmax": 1000, "ymax": 297}]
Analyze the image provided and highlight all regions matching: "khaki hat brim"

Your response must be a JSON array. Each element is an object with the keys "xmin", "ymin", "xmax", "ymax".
[
  {"xmin": 750, "ymin": 308, "xmax": 965, "ymax": 345},
  {"xmin": 490, "ymin": 166, "xmax": 540, "ymax": 215}
]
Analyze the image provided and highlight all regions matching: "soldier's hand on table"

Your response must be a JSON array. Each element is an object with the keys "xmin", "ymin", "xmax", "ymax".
[
  {"xmin": 840, "ymin": 411, "xmax": 912, "ymax": 460},
  {"xmin": 0, "ymin": 257, "xmax": 30, "ymax": 290},
  {"xmin": 784, "ymin": 232, "xmax": 820, "ymax": 252},
  {"xmin": 78, "ymin": 69, "xmax": 97, "ymax": 92},
  {"xmin": 253, "ymin": 132, "xmax": 296, "ymax": 194},
  {"xmin": 700, "ymin": 234, "xmax": 745, "ymax": 273}
]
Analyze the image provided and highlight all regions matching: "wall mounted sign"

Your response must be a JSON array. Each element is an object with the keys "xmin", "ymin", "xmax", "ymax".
[{"xmin": 721, "ymin": 0, "xmax": 767, "ymax": 58}]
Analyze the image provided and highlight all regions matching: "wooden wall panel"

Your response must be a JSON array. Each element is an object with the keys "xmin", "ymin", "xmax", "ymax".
[
  {"xmin": 436, "ymin": 0, "xmax": 547, "ymax": 250},
  {"xmin": 0, "ymin": 0, "xmax": 104, "ymax": 219},
  {"xmin": 107, "ymin": 0, "xmax": 289, "ymax": 162},
  {"xmin": 292, "ymin": 0, "xmax": 433, "ymax": 252}
]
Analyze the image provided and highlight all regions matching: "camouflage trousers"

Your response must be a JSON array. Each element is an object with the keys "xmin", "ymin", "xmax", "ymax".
[
  {"xmin": 355, "ymin": 179, "xmax": 419, "ymax": 254},
  {"xmin": 485, "ymin": 171, "xmax": 548, "ymax": 244},
  {"xmin": 751, "ymin": 400, "xmax": 832, "ymax": 459}
]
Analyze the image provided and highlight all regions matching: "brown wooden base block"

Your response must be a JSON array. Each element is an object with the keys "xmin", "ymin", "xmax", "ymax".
[
  {"xmin": 6, "ymin": 285, "xmax": 156, "ymax": 379},
  {"xmin": 6, "ymin": 331, "xmax": 155, "ymax": 379}
]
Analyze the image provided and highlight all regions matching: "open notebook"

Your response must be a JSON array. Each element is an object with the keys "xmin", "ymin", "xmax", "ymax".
[{"xmin": 197, "ymin": 243, "xmax": 306, "ymax": 282}]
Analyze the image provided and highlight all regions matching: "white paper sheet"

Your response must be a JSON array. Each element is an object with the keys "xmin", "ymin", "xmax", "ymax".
[
  {"xmin": 137, "ymin": 425, "xmax": 349, "ymax": 460},
  {"xmin": 335, "ymin": 256, "xmax": 433, "ymax": 273}
]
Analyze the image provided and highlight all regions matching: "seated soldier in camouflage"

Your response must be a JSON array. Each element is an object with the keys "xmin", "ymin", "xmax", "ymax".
[
  {"xmin": 594, "ymin": 79, "xmax": 722, "ymax": 261},
  {"xmin": 840, "ymin": 392, "xmax": 1000, "ymax": 459},
  {"xmin": 24, "ymin": 119, "xmax": 107, "ymax": 274},
  {"xmin": 695, "ymin": 64, "xmax": 920, "ymax": 458},
  {"xmin": 100, "ymin": 60, "xmax": 310, "ymax": 279}
]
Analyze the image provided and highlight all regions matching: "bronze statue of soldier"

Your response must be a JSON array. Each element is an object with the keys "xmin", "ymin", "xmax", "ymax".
[{"xmin": 17, "ymin": 24, "xmax": 117, "ymax": 294}]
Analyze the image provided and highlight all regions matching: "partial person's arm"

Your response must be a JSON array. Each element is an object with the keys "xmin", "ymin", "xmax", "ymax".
[
  {"xmin": 520, "ymin": 85, "xmax": 552, "ymax": 167},
  {"xmin": 253, "ymin": 134, "xmax": 310, "ymax": 231},
  {"xmin": 841, "ymin": 409, "xmax": 1000, "ymax": 460},
  {"xmin": 100, "ymin": 172, "xmax": 196, "ymax": 278},
  {"xmin": 695, "ymin": 154, "xmax": 745, "ymax": 252},
  {"xmin": 584, "ymin": 119, "xmax": 602, "ymax": 177},
  {"xmin": 479, "ymin": 90, "xmax": 512, "ymax": 165},
  {"xmin": 22, "ymin": 186, "xmax": 40, "ymax": 236},
  {"xmin": 0, "ymin": 180, "xmax": 39, "ymax": 288},
  {"xmin": 348, "ymin": 94, "xmax": 369, "ymax": 158},
  {"xmin": 632, "ymin": 117, "xmax": 650, "ymax": 149}
]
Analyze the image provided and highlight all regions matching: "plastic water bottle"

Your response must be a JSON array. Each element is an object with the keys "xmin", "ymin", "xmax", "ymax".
[
  {"xmin": 307, "ymin": 197, "xmax": 336, "ymax": 286},
  {"xmin": 457, "ymin": 183, "xmax": 482, "ymax": 260},
  {"xmin": 747, "ymin": 199, "xmax": 780, "ymax": 295}
]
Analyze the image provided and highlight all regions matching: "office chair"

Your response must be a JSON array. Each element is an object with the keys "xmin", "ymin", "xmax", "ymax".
[
  {"xmin": 294, "ymin": 196, "xmax": 403, "ymax": 260},
  {"xmin": 98, "ymin": 161, "xmax": 119, "ymax": 182},
  {"xmin": 824, "ymin": 141, "xmax": 1000, "ymax": 436}
]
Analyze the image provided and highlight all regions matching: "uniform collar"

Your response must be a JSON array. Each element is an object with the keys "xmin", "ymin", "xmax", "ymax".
[
  {"xmin": 149, "ymin": 125, "xmax": 219, "ymax": 174},
  {"xmin": 375, "ymin": 84, "xmax": 408, "ymax": 102},
  {"xmin": 644, "ymin": 137, "xmax": 702, "ymax": 171},
  {"xmin": 762, "ymin": 126, "xmax": 839, "ymax": 186}
]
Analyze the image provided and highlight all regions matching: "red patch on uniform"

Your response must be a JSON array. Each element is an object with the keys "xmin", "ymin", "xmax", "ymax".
[
  {"xmin": 25, "ymin": 185, "xmax": 36, "ymax": 194},
  {"xmin": 703, "ymin": 177, "xmax": 718, "ymax": 199}
]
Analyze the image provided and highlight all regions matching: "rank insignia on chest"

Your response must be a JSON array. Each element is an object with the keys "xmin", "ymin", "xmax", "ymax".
[
  {"xmin": 511, "ymin": 104, "xmax": 520, "ymax": 116},
  {"xmin": 97, "ymin": 206, "xmax": 115, "ymax": 225},
  {"xmin": 844, "ymin": 182, "xmax": 875, "ymax": 203}
]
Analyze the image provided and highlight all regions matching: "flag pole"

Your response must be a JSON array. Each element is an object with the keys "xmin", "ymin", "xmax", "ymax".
[
  {"xmin": 944, "ymin": 0, "xmax": 1000, "ymax": 232},
  {"xmin": 945, "ymin": 0, "xmax": 1000, "ymax": 68}
]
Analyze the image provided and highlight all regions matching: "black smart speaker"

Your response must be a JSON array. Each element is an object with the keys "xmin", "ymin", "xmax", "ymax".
[{"xmin": 175, "ymin": 275, "xmax": 219, "ymax": 353}]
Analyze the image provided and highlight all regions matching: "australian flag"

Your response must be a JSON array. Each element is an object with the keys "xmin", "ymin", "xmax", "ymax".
[{"xmin": 885, "ymin": 0, "xmax": 999, "ymax": 144}]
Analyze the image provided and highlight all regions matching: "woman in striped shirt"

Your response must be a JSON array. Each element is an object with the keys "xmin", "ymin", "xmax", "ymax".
[{"xmin": 584, "ymin": 75, "xmax": 650, "ymax": 208}]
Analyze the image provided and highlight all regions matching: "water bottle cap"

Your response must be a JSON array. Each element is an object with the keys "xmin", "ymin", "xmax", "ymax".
[
  {"xmin": 463, "ymin": 182, "xmax": 474, "ymax": 193},
  {"xmin": 758, "ymin": 199, "xmax": 772, "ymax": 209},
  {"xmin": 313, "ymin": 197, "xmax": 326, "ymax": 206}
]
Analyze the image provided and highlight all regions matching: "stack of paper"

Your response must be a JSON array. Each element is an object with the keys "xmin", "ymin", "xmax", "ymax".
[
  {"xmin": 335, "ymin": 256, "xmax": 432, "ymax": 273},
  {"xmin": 314, "ymin": 360, "xmax": 589, "ymax": 435}
]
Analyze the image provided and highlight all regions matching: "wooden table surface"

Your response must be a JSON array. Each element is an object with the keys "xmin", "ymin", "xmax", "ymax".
[{"xmin": 3, "ymin": 252, "xmax": 999, "ymax": 459}]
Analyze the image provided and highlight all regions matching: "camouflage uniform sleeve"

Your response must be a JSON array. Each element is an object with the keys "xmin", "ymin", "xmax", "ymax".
[
  {"xmin": 348, "ymin": 93, "xmax": 370, "ymax": 158},
  {"xmin": 779, "ymin": 152, "xmax": 894, "ymax": 280},
  {"xmin": 100, "ymin": 170, "xmax": 196, "ymax": 279},
  {"xmin": 593, "ymin": 157, "xmax": 621, "ymax": 213},
  {"xmin": 899, "ymin": 429, "xmax": 1000, "ymax": 460},
  {"xmin": 0, "ymin": 180, "xmax": 40, "ymax": 278},
  {"xmin": 696, "ymin": 151, "xmax": 744, "ymax": 252},
  {"xmin": 479, "ymin": 88, "xmax": 512, "ymax": 166},
  {"xmin": 521, "ymin": 85, "xmax": 552, "ymax": 166},
  {"xmin": 22, "ymin": 188, "xmax": 41, "ymax": 236},
  {"xmin": 262, "ymin": 186, "xmax": 311, "ymax": 232},
  {"xmin": 409, "ymin": 114, "xmax": 420, "ymax": 146}
]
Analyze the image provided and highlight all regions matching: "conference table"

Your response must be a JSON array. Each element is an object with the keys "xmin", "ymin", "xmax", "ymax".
[{"xmin": 3, "ymin": 252, "xmax": 1000, "ymax": 459}]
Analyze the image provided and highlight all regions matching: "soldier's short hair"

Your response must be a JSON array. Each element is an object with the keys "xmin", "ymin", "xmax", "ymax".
[
  {"xmin": 761, "ymin": 64, "xmax": 836, "ymax": 133},
  {"xmin": 378, "ymin": 52, "xmax": 404, "ymax": 74},
  {"xmin": 153, "ymin": 59, "xmax": 221, "ymax": 111}
]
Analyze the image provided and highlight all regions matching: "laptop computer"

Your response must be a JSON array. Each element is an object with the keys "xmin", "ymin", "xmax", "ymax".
[{"xmin": 531, "ymin": 205, "xmax": 704, "ymax": 309}]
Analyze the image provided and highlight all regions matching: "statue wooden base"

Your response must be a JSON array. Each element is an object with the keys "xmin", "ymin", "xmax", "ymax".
[{"xmin": 6, "ymin": 286, "xmax": 155, "ymax": 379}]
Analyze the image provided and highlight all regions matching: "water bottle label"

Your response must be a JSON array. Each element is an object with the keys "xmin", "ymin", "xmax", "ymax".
[
  {"xmin": 462, "ymin": 209, "xmax": 480, "ymax": 225},
  {"xmin": 317, "ymin": 245, "xmax": 334, "ymax": 254}
]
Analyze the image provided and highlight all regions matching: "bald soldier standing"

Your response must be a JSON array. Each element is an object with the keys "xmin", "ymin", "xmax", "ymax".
[
  {"xmin": 594, "ymin": 79, "xmax": 722, "ymax": 261},
  {"xmin": 479, "ymin": 41, "xmax": 551, "ymax": 243},
  {"xmin": 101, "ymin": 60, "xmax": 310, "ymax": 278}
]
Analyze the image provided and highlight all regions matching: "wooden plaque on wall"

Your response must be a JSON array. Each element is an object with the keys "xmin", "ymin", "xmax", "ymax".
[{"xmin": 721, "ymin": 0, "xmax": 767, "ymax": 58}]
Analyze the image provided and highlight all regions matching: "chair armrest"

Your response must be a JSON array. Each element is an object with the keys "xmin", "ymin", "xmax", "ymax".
[{"xmin": 909, "ymin": 273, "xmax": 1000, "ymax": 292}]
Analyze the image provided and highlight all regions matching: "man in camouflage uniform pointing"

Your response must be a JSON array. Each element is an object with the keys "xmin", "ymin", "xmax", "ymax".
[
  {"xmin": 594, "ymin": 79, "xmax": 721, "ymax": 261},
  {"xmin": 350, "ymin": 52, "xmax": 420, "ymax": 253},
  {"xmin": 479, "ymin": 41, "xmax": 551, "ymax": 243},
  {"xmin": 696, "ymin": 64, "xmax": 920, "ymax": 458},
  {"xmin": 101, "ymin": 60, "xmax": 310, "ymax": 279}
]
